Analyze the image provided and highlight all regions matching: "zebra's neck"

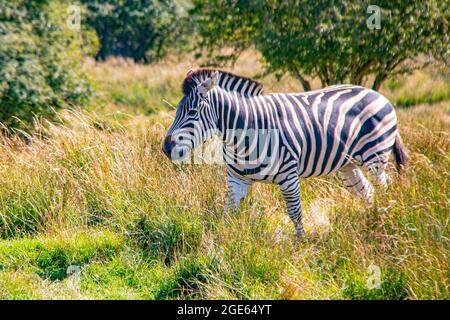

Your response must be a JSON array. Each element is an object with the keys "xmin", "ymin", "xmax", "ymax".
[{"xmin": 210, "ymin": 87, "xmax": 269, "ymax": 145}]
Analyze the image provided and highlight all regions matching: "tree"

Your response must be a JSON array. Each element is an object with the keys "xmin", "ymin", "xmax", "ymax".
[
  {"xmin": 191, "ymin": 0, "xmax": 449, "ymax": 91},
  {"xmin": 82, "ymin": 0, "xmax": 181, "ymax": 63},
  {"xmin": 0, "ymin": 0, "xmax": 97, "ymax": 131}
]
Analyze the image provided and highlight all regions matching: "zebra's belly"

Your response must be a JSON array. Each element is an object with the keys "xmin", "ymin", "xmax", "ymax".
[
  {"xmin": 225, "ymin": 160, "xmax": 282, "ymax": 183},
  {"xmin": 223, "ymin": 130, "xmax": 356, "ymax": 182},
  {"xmin": 224, "ymin": 145, "xmax": 301, "ymax": 184}
]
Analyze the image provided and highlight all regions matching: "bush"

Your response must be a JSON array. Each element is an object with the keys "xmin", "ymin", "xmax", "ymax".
[
  {"xmin": 0, "ymin": 0, "xmax": 97, "ymax": 131},
  {"xmin": 82, "ymin": 0, "xmax": 183, "ymax": 63}
]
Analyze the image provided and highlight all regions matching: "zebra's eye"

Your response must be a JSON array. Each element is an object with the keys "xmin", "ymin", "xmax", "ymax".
[{"xmin": 187, "ymin": 109, "xmax": 197, "ymax": 116}]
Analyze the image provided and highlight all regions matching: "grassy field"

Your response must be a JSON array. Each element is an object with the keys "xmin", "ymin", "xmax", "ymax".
[{"xmin": 0, "ymin": 52, "xmax": 448, "ymax": 299}]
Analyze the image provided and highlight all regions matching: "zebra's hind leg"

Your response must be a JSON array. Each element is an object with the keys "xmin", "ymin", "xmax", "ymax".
[
  {"xmin": 226, "ymin": 171, "xmax": 251, "ymax": 211},
  {"xmin": 279, "ymin": 175, "xmax": 305, "ymax": 238},
  {"xmin": 338, "ymin": 163, "xmax": 374, "ymax": 203},
  {"xmin": 365, "ymin": 154, "xmax": 392, "ymax": 188}
]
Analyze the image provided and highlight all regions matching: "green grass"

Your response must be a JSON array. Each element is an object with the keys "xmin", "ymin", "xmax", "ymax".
[
  {"xmin": 0, "ymin": 53, "xmax": 448, "ymax": 300},
  {"xmin": 84, "ymin": 56, "xmax": 189, "ymax": 115},
  {"xmin": 382, "ymin": 65, "xmax": 450, "ymax": 107}
]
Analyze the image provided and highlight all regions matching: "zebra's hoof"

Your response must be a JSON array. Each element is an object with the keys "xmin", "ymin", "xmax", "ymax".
[{"xmin": 296, "ymin": 228, "xmax": 305, "ymax": 239}]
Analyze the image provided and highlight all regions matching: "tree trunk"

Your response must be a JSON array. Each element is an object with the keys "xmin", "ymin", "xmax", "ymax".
[
  {"xmin": 291, "ymin": 67, "xmax": 311, "ymax": 91},
  {"xmin": 351, "ymin": 59, "xmax": 374, "ymax": 86},
  {"xmin": 372, "ymin": 73, "xmax": 387, "ymax": 91},
  {"xmin": 372, "ymin": 55, "xmax": 405, "ymax": 91}
]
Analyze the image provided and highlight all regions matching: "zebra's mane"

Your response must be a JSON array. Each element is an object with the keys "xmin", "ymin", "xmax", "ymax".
[{"xmin": 182, "ymin": 68, "xmax": 264, "ymax": 96}]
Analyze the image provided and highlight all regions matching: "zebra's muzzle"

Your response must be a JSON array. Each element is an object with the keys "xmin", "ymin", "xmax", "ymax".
[{"xmin": 162, "ymin": 135, "xmax": 176, "ymax": 159}]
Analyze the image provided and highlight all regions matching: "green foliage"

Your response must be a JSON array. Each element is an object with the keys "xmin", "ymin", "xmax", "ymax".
[
  {"xmin": 82, "ymin": 0, "xmax": 183, "ymax": 63},
  {"xmin": 0, "ymin": 51, "xmax": 448, "ymax": 300},
  {"xmin": 0, "ymin": 0, "xmax": 96, "ymax": 131},
  {"xmin": 191, "ymin": 0, "xmax": 449, "ymax": 90},
  {"xmin": 130, "ymin": 212, "xmax": 202, "ymax": 265},
  {"xmin": 0, "ymin": 231, "xmax": 120, "ymax": 280},
  {"xmin": 0, "ymin": 190, "xmax": 49, "ymax": 239},
  {"xmin": 395, "ymin": 91, "xmax": 450, "ymax": 107},
  {"xmin": 156, "ymin": 256, "xmax": 211, "ymax": 299},
  {"xmin": 342, "ymin": 268, "xmax": 408, "ymax": 300}
]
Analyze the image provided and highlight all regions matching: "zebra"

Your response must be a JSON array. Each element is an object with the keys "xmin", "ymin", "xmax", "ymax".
[{"xmin": 162, "ymin": 69, "xmax": 408, "ymax": 237}]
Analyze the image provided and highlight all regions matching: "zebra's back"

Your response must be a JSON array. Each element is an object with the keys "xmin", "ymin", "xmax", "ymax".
[{"xmin": 266, "ymin": 85, "xmax": 398, "ymax": 178}]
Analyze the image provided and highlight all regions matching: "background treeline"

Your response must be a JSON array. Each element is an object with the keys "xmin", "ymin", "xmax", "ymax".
[
  {"xmin": 0, "ymin": 0, "xmax": 448, "ymax": 131},
  {"xmin": 191, "ymin": 0, "xmax": 448, "ymax": 91},
  {"xmin": 81, "ymin": 0, "xmax": 190, "ymax": 62}
]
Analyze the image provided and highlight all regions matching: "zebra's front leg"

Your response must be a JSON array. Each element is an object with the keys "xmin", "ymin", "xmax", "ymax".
[
  {"xmin": 226, "ymin": 171, "xmax": 251, "ymax": 211},
  {"xmin": 279, "ymin": 176, "xmax": 305, "ymax": 238}
]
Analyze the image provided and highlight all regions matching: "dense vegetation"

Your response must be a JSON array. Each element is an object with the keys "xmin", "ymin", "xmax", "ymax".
[
  {"xmin": 0, "ymin": 53, "xmax": 448, "ymax": 299},
  {"xmin": 0, "ymin": 1, "xmax": 448, "ymax": 300},
  {"xmin": 1, "ymin": 1, "xmax": 448, "ymax": 130},
  {"xmin": 81, "ymin": 0, "xmax": 183, "ymax": 62},
  {"xmin": 0, "ymin": 0, "xmax": 95, "ymax": 131},
  {"xmin": 192, "ymin": 0, "xmax": 449, "ymax": 90}
]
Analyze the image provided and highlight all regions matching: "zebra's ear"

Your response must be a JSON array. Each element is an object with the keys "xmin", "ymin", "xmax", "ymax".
[
  {"xmin": 211, "ymin": 71, "xmax": 220, "ymax": 85},
  {"xmin": 199, "ymin": 71, "xmax": 220, "ymax": 96}
]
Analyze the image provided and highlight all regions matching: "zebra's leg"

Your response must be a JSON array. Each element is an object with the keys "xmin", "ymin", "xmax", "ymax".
[
  {"xmin": 279, "ymin": 176, "xmax": 305, "ymax": 238},
  {"xmin": 339, "ymin": 163, "xmax": 374, "ymax": 203},
  {"xmin": 365, "ymin": 154, "xmax": 392, "ymax": 188},
  {"xmin": 226, "ymin": 171, "xmax": 251, "ymax": 211}
]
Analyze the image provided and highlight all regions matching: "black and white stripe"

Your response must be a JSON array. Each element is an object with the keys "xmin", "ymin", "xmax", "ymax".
[{"xmin": 163, "ymin": 69, "xmax": 407, "ymax": 237}]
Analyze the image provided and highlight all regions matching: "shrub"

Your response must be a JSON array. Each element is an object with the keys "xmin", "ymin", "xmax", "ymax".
[
  {"xmin": 0, "ymin": 0, "xmax": 97, "ymax": 131},
  {"xmin": 82, "ymin": 0, "xmax": 184, "ymax": 63}
]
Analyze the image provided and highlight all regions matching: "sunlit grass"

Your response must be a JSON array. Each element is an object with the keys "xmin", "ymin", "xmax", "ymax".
[
  {"xmin": 85, "ymin": 50, "xmax": 449, "ymax": 115},
  {"xmin": 0, "ymin": 53, "xmax": 448, "ymax": 300}
]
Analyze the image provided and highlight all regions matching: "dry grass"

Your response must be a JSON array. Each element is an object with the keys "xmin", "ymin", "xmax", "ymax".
[
  {"xmin": 85, "ymin": 50, "xmax": 449, "ymax": 114},
  {"xmin": 0, "ymin": 52, "xmax": 448, "ymax": 300}
]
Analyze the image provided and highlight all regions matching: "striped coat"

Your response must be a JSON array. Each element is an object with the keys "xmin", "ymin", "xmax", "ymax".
[{"xmin": 163, "ymin": 69, "xmax": 408, "ymax": 237}]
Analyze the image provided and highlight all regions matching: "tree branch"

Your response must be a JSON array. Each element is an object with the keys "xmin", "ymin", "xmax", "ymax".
[
  {"xmin": 291, "ymin": 67, "xmax": 311, "ymax": 91},
  {"xmin": 372, "ymin": 55, "xmax": 406, "ymax": 91}
]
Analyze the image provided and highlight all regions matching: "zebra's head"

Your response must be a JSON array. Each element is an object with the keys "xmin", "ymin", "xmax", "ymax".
[{"xmin": 162, "ymin": 70, "xmax": 220, "ymax": 161}]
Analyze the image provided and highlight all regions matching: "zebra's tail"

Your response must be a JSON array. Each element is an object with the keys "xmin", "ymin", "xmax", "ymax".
[{"xmin": 393, "ymin": 133, "xmax": 408, "ymax": 172}]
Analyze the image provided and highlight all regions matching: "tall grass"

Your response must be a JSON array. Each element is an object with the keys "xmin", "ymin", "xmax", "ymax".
[
  {"xmin": 0, "ymin": 53, "xmax": 448, "ymax": 299},
  {"xmin": 85, "ymin": 50, "xmax": 450, "ymax": 114}
]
